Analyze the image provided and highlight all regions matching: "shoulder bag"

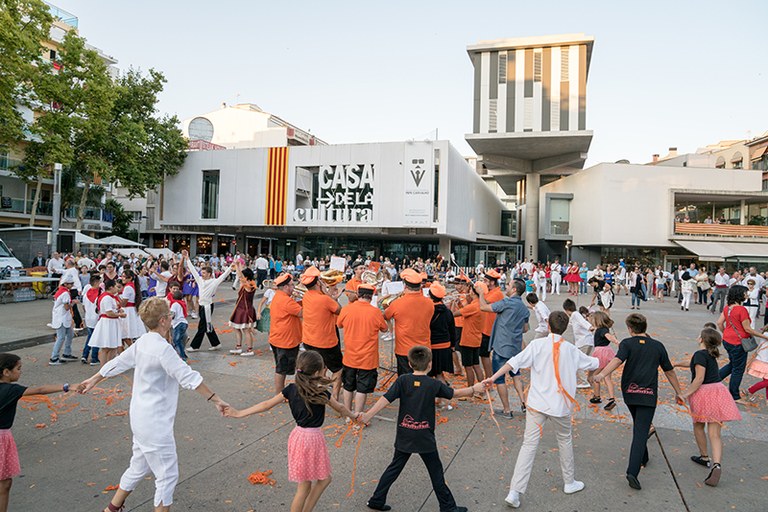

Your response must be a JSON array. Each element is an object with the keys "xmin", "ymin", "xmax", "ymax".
[{"xmin": 726, "ymin": 305, "xmax": 758, "ymax": 352}]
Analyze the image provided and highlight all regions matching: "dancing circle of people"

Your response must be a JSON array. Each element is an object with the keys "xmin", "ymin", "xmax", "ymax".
[{"xmin": 2, "ymin": 250, "xmax": 768, "ymax": 512}]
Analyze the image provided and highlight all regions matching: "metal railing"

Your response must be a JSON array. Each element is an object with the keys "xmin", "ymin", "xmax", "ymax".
[{"xmin": 674, "ymin": 222, "xmax": 768, "ymax": 238}]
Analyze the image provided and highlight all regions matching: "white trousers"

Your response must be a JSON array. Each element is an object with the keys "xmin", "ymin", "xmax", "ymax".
[
  {"xmin": 536, "ymin": 282, "xmax": 547, "ymax": 301},
  {"xmin": 681, "ymin": 291, "xmax": 692, "ymax": 310},
  {"xmin": 509, "ymin": 409, "xmax": 575, "ymax": 494},
  {"xmin": 551, "ymin": 274, "xmax": 561, "ymax": 295},
  {"xmin": 120, "ymin": 437, "xmax": 179, "ymax": 507}
]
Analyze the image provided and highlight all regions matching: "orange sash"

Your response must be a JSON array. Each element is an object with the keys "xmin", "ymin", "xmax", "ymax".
[{"xmin": 552, "ymin": 336, "xmax": 580, "ymax": 412}]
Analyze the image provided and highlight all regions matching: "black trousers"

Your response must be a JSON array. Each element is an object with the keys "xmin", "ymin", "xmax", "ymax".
[
  {"xmin": 626, "ymin": 404, "xmax": 655, "ymax": 478},
  {"xmin": 256, "ymin": 269, "xmax": 267, "ymax": 288},
  {"xmin": 190, "ymin": 304, "xmax": 220, "ymax": 349},
  {"xmin": 368, "ymin": 449, "xmax": 457, "ymax": 512},
  {"xmin": 70, "ymin": 289, "xmax": 83, "ymax": 328}
]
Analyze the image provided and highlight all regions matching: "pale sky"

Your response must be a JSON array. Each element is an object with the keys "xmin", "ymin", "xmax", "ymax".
[{"xmin": 55, "ymin": 0, "xmax": 767, "ymax": 166}]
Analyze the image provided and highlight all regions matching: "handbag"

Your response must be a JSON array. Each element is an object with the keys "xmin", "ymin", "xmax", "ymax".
[{"xmin": 726, "ymin": 306, "xmax": 758, "ymax": 352}]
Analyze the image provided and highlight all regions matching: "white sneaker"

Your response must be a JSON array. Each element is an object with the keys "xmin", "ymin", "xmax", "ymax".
[
  {"xmin": 504, "ymin": 490, "xmax": 521, "ymax": 508},
  {"xmin": 240, "ymin": 350, "xmax": 254, "ymax": 357},
  {"xmin": 229, "ymin": 348, "xmax": 243, "ymax": 355},
  {"xmin": 208, "ymin": 346, "xmax": 221, "ymax": 351},
  {"xmin": 563, "ymin": 480, "xmax": 585, "ymax": 494},
  {"xmin": 190, "ymin": 313, "xmax": 199, "ymax": 319},
  {"xmin": 576, "ymin": 383, "xmax": 591, "ymax": 389},
  {"xmin": 186, "ymin": 347, "xmax": 199, "ymax": 352}
]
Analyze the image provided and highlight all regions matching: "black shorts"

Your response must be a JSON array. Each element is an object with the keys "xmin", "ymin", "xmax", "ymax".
[
  {"xmin": 271, "ymin": 345, "xmax": 299, "ymax": 375},
  {"xmin": 428, "ymin": 347, "xmax": 454, "ymax": 377},
  {"xmin": 396, "ymin": 354, "xmax": 414, "ymax": 376},
  {"xmin": 459, "ymin": 346, "xmax": 480, "ymax": 367},
  {"xmin": 342, "ymin": 366, "xmax": 378, "ymax": 394},
  {"xmin": 453, "ymin": 328, "xmax": 462, "ymax": 350},
  {"xmin": 479, "ymin": 334, "xmax": 492, "ymax": 358},
  {"xmin": 303, "ymin": 343, "xmax": 343, "ymax": 373}
]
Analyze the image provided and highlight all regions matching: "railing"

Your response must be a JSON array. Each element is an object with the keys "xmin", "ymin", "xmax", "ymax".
[
  {"xmin": 674, "ymin": 222, "xmax": 768, "ymax": 238},
  {"xmin": 46, "ymin": 3, "xmax": 79, "ymax": 28},
  {"xmin": 0, "ymin": 198, "xmax": 53, "ymax": 216},
  {"xmin": 0, "ymin": 156, "xmax": 22, "ymax": 171}
]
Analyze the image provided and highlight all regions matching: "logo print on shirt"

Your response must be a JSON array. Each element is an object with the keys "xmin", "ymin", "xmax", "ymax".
[
  {"xmin": 626, "ymin": 383, "xmax": 654, "ymax": 395},
  {"xmin": 400, "ymin": 414, "xmax": 430, "ymax": 430}
]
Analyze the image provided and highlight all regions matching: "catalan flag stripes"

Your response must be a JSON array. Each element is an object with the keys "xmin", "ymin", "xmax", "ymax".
[{"xmin": 265, "ymin": 147, "xmax": 289, "ymax": 225}]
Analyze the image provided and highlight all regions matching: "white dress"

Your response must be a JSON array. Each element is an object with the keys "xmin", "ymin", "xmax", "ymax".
[
  {"xmin": 89, "ymin": 294, "xmax": 123, "ymax": 349},
  {"xmin": 121, "ymin": 284, "xmax": 147, "ymax": 339},
  {"xmin": 99, "ymin": 332, "xmax": 203, "ymax": 507}
]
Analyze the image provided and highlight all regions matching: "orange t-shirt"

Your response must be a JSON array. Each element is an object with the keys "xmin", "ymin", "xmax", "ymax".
[
  {"xmin": 268, "ymin": 290, "xmax": 302, "ymax": 349},
  {"xmin": 384, "ymin": 292, "xmax": 433, "ymax": 356},
  {"xmin": 453, "ymin": 294, "xmax": 467, "ymax": 328},
  {"xmin": 482, "ymin": 287, "xmax": 505, "ymax": 336},
  {"xmin": 301, "ymin": 289, "xmax": 340, "ymax": 348},
  {"xmin": 459, "ymin": 300, "xmax": 483, "ymax": 348},
  {"xmin": 337, "ymin": 300, "xmax": 388, "ymax": 370},
  {"xmin": 346, "ymin": 276, "xmax": 363, "ymax": 292}
]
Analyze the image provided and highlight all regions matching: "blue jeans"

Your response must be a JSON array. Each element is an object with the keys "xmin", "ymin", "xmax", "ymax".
[
  {"xmin": 631, "ymin": 292, "xmax": 641, "ymax": 307},
  {"xmin": 719, "ymin": 341, "xmax": 747, "ymax": 400},
  {"xmin": 492, "ymin": 351, "xmax": 520, "ymax": 385},
  {"xmin": 51, "ymin": 325, "xmax": 73, "ymax": 360},
  {"xmin": 81, "ymin": 327, "xmax": 99, "ymax": 362},
  {"xmin": 641, "ymin": 283, "xmax": 648, "ymax": 301},
  {"xmin": 579, "ymin": 281, "xmax": 588, "ymax": 294},
  {"xmin": 173, "ymin": 323, "xmax": 189, "ymax": 360}
]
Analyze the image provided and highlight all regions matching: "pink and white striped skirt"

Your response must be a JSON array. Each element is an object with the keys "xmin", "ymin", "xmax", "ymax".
[
  {"xmin": 688, "ymin": 383, "xmax": 742, "ymax": 423},
  {"xmin": 287, "ymin": 426, "xmax": 331, "ymax": 482}
]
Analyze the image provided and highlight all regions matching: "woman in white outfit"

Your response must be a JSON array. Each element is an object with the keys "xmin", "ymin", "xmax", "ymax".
[
  {"xmin": 120, "ymin": 270, "xmax": 147, "ymax": 347},
  {"xmin": 89, "ymin": 279, "xmax": 126, "ymax": 367},
  {"xmin": 680, "ymin": 271, "xmax": 695, "ymax": 312},
  {"xmin": 534, "ymin": 265, "xmax": 547, "ymax": 302},
  {"xmin": 78, "ymin": 298, "xmax": 228, "ymax": 512},
  {"xmin": 745, "ymin": 279, "xmax": 760, "ymax": 328}
]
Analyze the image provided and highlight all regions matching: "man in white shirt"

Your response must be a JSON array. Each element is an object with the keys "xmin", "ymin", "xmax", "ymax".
[
  {"xmin": 254, "ymin": 254, "xmax": 269, "ymax": 289},
  {"xmin": 50, "ymin": 274, "xmax": 78, "ymax": 365},
  {"xmin": 564, "ymin": 299, "xmax": 594, "ymax": 388},
  {"xmin": 742, "ymin": 267, "xmax": 765, "ymax": 289},
  {"xmin": 184, "ymin": 250, "xmax": 233, "ymax": 351},
  {"xmin": 152, "ymin": 261, "xmax": 173, "ymax": 298},
  {"xmin": 59, "ymin": 258, "xmax": 83, "ymax": 329},
  {"xmin": 550, "ymin": 259, "xmax": 562, "ymax": 295},
  {"xmin": 47, "ymin": 251, "xmax": 65, "ymax": 277},
  {"xmin": 484, "ymin": 311, "xmax": 598, "ymax": 508},
  {"xmin": 710, "ymin": 267, "xmax": 729, "ymax": 314}
]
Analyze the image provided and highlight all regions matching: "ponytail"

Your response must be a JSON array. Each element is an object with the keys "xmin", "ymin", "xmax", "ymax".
[{"xmin": 700, "ymin": 328, "xmax": 721, "ymax": 359}]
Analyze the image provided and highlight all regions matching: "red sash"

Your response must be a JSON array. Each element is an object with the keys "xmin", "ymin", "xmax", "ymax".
[
  {"xmin": 53, "ymin": 286, "xmax": 69, "ymax": 300},
  {"xmin": 85, "ymin": 287, "xmax": 100, "ymax": 304},
  {"xmin": 170, "ymin": 298, "xmax": 188, "ymax": 318},
  {"xmin": 123, "ymin": 282, "xmax": 136, "ymax": 307},
  {"xmin": 98, "ymin": 292, "xmax": 119, "ymax": 318}
]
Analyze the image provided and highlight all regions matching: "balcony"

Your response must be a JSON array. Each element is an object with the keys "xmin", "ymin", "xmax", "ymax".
[
  {"xmin": 0, "ymin": 156, "xmax": 22, "ymax": 172},
  {"xmin": 674, "ymin": 222, "xmax": 768, "ymax": 239},
  {"xmin": 0, "ymin": 197, "xmax": 53, "ymax": 216},
  {"xmin": 0, "ymin": 197, "xmax": 112, "ymax": 230}
]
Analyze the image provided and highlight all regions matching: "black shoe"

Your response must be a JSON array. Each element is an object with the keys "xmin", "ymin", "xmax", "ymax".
[
  {"xmin": 691, "ymin": 455, "xmax": 711, "ymax": 468},
  {"xmin": 704, "ymin": 463, "xmax": 721, "ymax": 487},
  {"xmin": 61, "ymin": 354, "xmax": 78, "ymax": 361},
  {"xmin": 626, "ymin": 474, "xmax": 642, "ymax": 490},
  {"xmin": 366, "ymin": 502, "xmax": 391, "ymax": 511},
  {"xmin": 449, "ymin": 508, "xmax": 468, "ymax": 512},
  {"xmin": 81, "ymin": 357, "xmax": 88, "ymax": 364}
]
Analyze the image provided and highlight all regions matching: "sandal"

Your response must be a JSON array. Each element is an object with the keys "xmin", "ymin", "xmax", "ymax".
[
  {"xmin": 690, "ymin": 455, "xmax": 711, "ymax": 467},
  {"xmin": 704, "ymin": 463, "xmax": 721, "ymax": 487},
  {"xmin": 647, "ymin": 425, "xmax": 657, "ymax": 439},
  {"xmin": 589, "ymin": 396, "xmax": 602, "ymax": 404},
  {"xmin": 604, "ymin": 398, "xmax": 617, "ymax": 411}
]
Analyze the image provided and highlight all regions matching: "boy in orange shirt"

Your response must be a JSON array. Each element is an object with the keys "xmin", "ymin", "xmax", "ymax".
[
  {"xmin": 337, "ymin": 283, "xmax": 388, "ymax": 414},
  {"xmin": 268, "ymin": 273, "xmax": 303, "ymax": 394},
  {"xmin": 384, "ymin": 269, "xmax": 434, "ymax": 375}
]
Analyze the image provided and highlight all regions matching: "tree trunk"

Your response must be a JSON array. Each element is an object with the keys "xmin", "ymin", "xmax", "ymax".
[
  {"xmin": 28, "ymin": 175, "xmax": 43, "ymax": 226},
  {"xmin": 75, "ymin": 177, "xmax": 90, "ymax": 231}
]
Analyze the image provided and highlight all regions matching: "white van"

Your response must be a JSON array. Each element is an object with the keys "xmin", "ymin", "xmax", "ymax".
[{"xmin": 0, "ymin": 238, "xmax": 24, "ymax": 270}]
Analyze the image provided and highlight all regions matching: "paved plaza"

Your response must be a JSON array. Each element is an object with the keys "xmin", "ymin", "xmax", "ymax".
[{"xmin": 2, "ymin": 290, "xmax": 767, "ymax": 511}]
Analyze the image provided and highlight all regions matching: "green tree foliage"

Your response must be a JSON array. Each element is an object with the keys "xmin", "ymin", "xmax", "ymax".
[
  {"xmin": 0, "ymin": 0, "xmax": 52, "ymax": 145},
  {"xmin": 104, "ymin": 198, "xmax": 132, "ymax": 239}
]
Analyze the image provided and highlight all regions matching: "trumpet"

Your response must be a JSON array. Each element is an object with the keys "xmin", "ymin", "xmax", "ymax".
[
  {"xmin": 292, "ymin": 282, "xmax": 307, "ymax": 301},
  {"xmin": 319, "ymin": 269, "xmax": 344, "ymax": 286}
]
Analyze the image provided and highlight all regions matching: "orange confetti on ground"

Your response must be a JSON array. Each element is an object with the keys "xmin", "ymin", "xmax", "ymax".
[
  {"xmin": 86, "ymin": 482, "xmax": 96, "ymax": 487},
  {"xmin": 247, "ymin": 470, "xmax": 276, "ymax": 486},
  {"xmin": 104, "ymin": 484, "xmax": 119, "ymax": 491},
  {"xmin": 229, "ymin": 361, "xmax": 238, "ymax": 367},
  {"xmin": 436, "ymin": 415, "xmax": 448, "ymax": 425},
  {"xmin": 346, "ymin": 428, "xmax": 364, "ymax": 497},
  {"xmin": 34, "ymin": 423, "xmax": 46, "ymax": 429},
  {"xmin": 761, "ymin": 475, "xmax": 768, "ymax": 481},
  {"xmin": 485, "ymin": 389, "xmax": 508, "ymax": 453},
  {"xmin": 21, "ymin": 394, "xmax": 79, "ymax": 422}
]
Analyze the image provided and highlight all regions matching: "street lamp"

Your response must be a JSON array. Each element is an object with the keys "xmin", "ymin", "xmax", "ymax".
[
  {"xmin": 565, "ymin": 240, "xmax": 572, "ymax": 264},
  {"xmin": 50, "ymin": 163, "xmax": 62, "ymax": 254}
]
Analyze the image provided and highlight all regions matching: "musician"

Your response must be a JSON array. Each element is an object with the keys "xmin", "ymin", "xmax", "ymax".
[
  {"xmin": 479, "ymin": 269, "xmax": 505, "ymax": 381},
  {"xmin": 267, "ymin": 273, "xmax": 303, "ymax": 394},
  {"xmin": 343, "ymin": 261, "xmax": 365, "ymax": 302},
  {"xmin": 451, "ymin": 275, "xmax": 471, "ymax": 375},
  {"xmin": 383, "ymin": 269, "xmax": 434, "ymax": 375},
  {"xmin": 299, "ymin": 266, "xmax": 344, "ymax": 399},
  {"xmin": 337, "ymin": 283, "xmax": 388, "ymax": 415},
  {"xmin": 428, "ymin": 282, "xmax": 456, "ymax": 397}
]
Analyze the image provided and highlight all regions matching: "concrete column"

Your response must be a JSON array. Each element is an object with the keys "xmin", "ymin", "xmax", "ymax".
[
  {"xmin": 438, "ymin": 237, "xmax": 451, "ymax": 259},
  {"xmin": 740, "ymin": 199, "xmax": 746, "ymax": 225},
  {"xmin": 524, "ymin": 173, "xmax": 540, "ymax": 261}
]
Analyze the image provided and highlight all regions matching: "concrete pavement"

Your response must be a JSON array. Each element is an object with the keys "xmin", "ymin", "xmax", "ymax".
[{"xmin": 3, "ymin": 289, "xmax": 767, "ymax": 511}]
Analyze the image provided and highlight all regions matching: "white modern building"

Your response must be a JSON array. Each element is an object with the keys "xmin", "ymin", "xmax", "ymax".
[{"xmin": 154, "ymin": 140, "xmax": 513, "ymax": 264}]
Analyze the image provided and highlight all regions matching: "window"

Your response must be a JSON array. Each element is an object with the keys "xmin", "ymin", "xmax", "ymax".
[
  {"xmin": 201, "ymin": 169, "xmax": 219, "ymax": 219},
  {"xmin": 561, "ymin": 48, "xmax": 569, "ymax": 81},
  {"xmin": 489, "ymin": 99, "xmax": 497, "ymax": 132},
  {"xmin": 433, "ymin": 149, "xmax": 440, "ymax": 222},
  {"xmin": 129, "ymin": 211, "xmax": 142, "ymax": 221},
  {"xmin": 550, "ymin": 198, "xmax": 570, "ymax": 235},
  {"xmin": 533, "ymin": 50, "xmax": 542, "ymax": 82},
  {"xmin": 498, "ymin": 53, "xmax": 507, "ymax": 84}
]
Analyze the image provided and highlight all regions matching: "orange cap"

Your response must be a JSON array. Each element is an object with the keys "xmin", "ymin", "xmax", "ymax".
[
  {"xmin": 400, "ymin": 268, "xmax": 423, "ymax": 285},
  {"xmin": 475, "ymin": 281, "xmax": 489, "ymax": 295},
  {"xmin": 429, "ymin": 282, "xmax": 446, "ymax": 299},
  {"xmin": 300, "ymin": 266, "xmax": 320, "ymax": 285},
  {"xmin": 484, "ymin": 269, "xmax": 501, "ymax": 280},
  {"xmin": 274, "ymin": 273, "xmax": 292, "ymax": 287},
  {"xmin": 358, "ymin": 283, "xmax": 375, "ymax": 292},
  {"xmin": 456, "ymin": 274, "xmax": 471, "ymax": 283}
]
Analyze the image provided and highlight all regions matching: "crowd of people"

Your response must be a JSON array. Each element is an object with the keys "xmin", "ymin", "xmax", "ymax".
[{"xmin": 1, "ymin": 248, "xmax": 767, "ymax": 511}]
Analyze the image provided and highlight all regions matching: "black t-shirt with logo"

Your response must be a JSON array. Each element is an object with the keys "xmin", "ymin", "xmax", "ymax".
[
  {"xmin": 0, "ymin": 383, "xmax": 27, "ymax": 429},
  {"xmin": 615, "ymin": 336, "xmax": 673, "ymax": 407},
  {"xmin": 690, "ymin": 349, "xmax": 722, "ymax": 384},
  {"xmin": 384, "ymin": 374, "xmax": 454, "ymax": 453},
  {"xmin": 282, "ymin": 383, "xmax": 329, "ymax": 428}
]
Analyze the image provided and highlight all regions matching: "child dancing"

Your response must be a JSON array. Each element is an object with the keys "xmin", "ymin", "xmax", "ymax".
[{"xmin": 224, "ymin": 350, "xmax": 358, "ymax": 512}]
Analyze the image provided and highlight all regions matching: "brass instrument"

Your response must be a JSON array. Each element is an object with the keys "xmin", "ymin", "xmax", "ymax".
[
  {"xmin": 319, "ymin": 269, "xmax": 344, "ymax": 286},
  {"xmin": 378, "ymin": 291, "xmax": 403, "ymax": 309},
  {"xmin": 361, "ymin": 270, "xmax": 383, "ymax": 287},
  {"xmin": 292, "ymin": 282, "xmax": 307, "ymax": 301}
]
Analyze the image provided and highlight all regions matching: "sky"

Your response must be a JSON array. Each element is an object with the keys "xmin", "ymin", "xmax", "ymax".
[{"xmin": 54, "ymin": 0, "xmax": 767, "ymax": 166}]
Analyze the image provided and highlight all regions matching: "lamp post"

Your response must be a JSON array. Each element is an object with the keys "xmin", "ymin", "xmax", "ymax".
[
  {"xmin": 565, "ymin": 240, "xmax": 572, "ymax": 264},
  {"xmin": 50, "ymin": 163, "xmax": 62, "ymax": 254}
]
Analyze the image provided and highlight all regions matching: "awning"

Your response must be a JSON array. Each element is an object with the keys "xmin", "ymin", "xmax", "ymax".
[
  {"xmin": 751, "ymin": 145, "xmax": 767, "ymax": 160},
  {"xmin": 675, "ymin": 240, "xmax": 768, "ymax": 261},
  {"xmin": 97, "ymin": 235, "xmax": 145, "ymax": 247},
  {"xmin": 112, "ymin": 247, "xmax": 149, "ymax": 258},
  {"xmin": 145, "ymin": 248, "xmax": 174, "ymax": 258},
  {"xmin": 75, "ymin": 232, "xmax": 101, "ymax": 245}
]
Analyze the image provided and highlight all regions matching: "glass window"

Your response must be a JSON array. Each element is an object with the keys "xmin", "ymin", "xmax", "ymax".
[
  {"xmin": 550, "ymin": 198, "xmax": 570, "ymax": 235},
  {"xmin": 201, "ymin": 170, "xmax": 219, "ymax": 219},
  {"xmin": 196, "ymin": 235, "xmax": 213, "ymax": 255}
]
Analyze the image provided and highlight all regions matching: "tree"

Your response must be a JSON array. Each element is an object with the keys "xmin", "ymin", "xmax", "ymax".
[
  {"xmin": 104, "ymin": 198, "xmax": 132, "ymax": 239},
  {"xmin": 0, "ymin": 0, "xmax": 52, "ymax": 145}
]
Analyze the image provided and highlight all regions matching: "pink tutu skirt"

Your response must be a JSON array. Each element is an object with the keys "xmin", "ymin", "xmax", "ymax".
[
  {"xmin": 0, "ymin": 430, "xmax": 21, "ymax": 480},
  {"xmin": 592, "ymin": 346, "xmax": 616, "ymax": 370},
  {"xmin": 287, "ymin": 426, "xmax": 331, "ymax": 482},
  {"xmin": 748, "ymin": 359, "xmax": 768, "ymax": 380},
  {"xmin": 688, "ymin": 383, "xmax": 742, "ymax": 423}
]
